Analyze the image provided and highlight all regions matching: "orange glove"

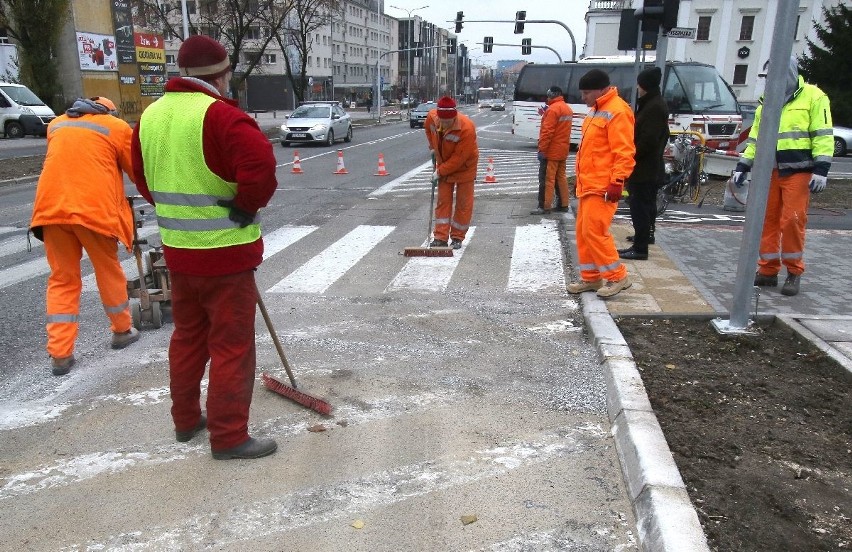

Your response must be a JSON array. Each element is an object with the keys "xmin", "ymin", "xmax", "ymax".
[{"xmin": 604, "ymin": 182, "xmax": 622, "ymax": 203}]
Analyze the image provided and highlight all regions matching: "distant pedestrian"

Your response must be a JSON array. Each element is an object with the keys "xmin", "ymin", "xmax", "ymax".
[
  {"xmin": 532, "ymin": 85, "xmax": 572, "ymax": 215},
  {"xmin": 132, "ymin": 35, "xmax": 279, "ymax": 460},
  {"xmin": 619, "ymin": 67, "xmax": 669, "ymax": 261},
  {"xmin": 429, "ymin": 96, "xmax": 479, "ymax": 250},
  {"xmin": 567, "ymin": 69, "xmax": 636, "ymax": 298},
  {"xmin": 732, "ymin": 56, "xmax": 833, "ymax": 296},
  {"xmin": 29, "ymin": 96, "xmax": 141, "ymax": 376}
]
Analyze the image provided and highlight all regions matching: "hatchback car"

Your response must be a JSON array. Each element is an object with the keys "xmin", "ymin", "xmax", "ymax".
[
  {"xmin": 280, "ymin": 102, "xmax": 353, "ymax": 147},
  {"xmin": 490, "ymin": 99, "xmax": 506, "ymax": 111},
  {"xmin": 409, "ymin": 101, "xmax": 436, "ymax": 128},
  {"xmin": 833, "ymin": 126, "xmax": 852, "ymax": 157}
]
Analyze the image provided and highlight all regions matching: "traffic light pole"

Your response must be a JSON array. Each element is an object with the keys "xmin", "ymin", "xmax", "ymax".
[
  {"xmin": 376, "ymin": 45, "xmax": 447, "ymax": 121},
  {"xmin": 447, "ymin": 18, "xmax": 576, "ymax": 61},
  {"xmin": 477, "ymin": 42, "xmax": 562, "ymax": 63}
]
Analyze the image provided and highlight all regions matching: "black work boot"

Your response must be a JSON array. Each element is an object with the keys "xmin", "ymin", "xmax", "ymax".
[
  {"xmin": 781, "ymin": 273, "xmax": 801, "ymax": 296},
  {"xmin": 754, "ymin": 272, "xmax": 778, "ymax": 287}
]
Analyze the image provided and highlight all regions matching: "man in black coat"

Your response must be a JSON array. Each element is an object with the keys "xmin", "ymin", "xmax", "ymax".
[{"xmin": 620, "ymin": 67, "xmax": 669, "ymax": 260}]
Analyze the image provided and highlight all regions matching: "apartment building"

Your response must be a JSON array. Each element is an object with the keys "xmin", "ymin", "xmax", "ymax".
[{"xmin": 584, "ymin": 0, "xmax": 838, "ymax": 103}]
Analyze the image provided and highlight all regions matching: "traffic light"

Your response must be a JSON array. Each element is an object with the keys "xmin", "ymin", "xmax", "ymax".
[
  {"xmin": 521, "ymin": 38, "xmax": 531, "ymax": 55},
  {"xmin": 447, "ymin": 38, "xmax": 457, "ymax": 55},
  {"xmin": 514, "ymin": 10, "xmax": 526, "ymax": 34},
  {"xmin": 454, "ymin": 11, "xmax": 464, "ymax": 33},
  {"xmin": 636, "ymin": 0, "xmax": 680, "ymax": 31},
  {"xmin": 483, "ymin": 36, "xmax": 493, "ymax": 54},
  {"xmin": 662, "ymin": 0, "xmax": 680, "ymax": 30}
]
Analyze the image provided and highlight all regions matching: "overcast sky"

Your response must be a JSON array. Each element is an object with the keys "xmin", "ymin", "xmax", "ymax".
[{"xmin": 384, "ymin": 2, "xmax": 589, "ymax": 66}]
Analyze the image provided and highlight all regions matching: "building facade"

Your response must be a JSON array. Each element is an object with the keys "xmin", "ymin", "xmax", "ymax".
[{"xmin": 584, "ymin": 0, "xmax": 840, "ymax": 103}]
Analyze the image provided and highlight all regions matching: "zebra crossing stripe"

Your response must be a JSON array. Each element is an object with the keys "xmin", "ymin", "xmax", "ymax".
[
  {"xmin": 262, "ymin": 225, "xmax": 318, "ymax": 260},
  {"xmin": 507, "ymin": 220, "xmax": 566, "ymax": 293},
  {"xmin": 267, "ymin": 225, "xmax": 395, "ymax": 294},
  {"xmin": 386, "ymin": 227, "xmax": 476, "ymax": 292}
]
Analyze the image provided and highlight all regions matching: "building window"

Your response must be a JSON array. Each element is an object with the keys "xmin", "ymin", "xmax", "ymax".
[
  {"xmin": 739, "ymin": 15, "xmax": 755, "ymax": 41},
  {"xmin": 185, "ymin": 0, "xmax": 196, "ymax": 14},
  {"xmin": 697, "ymin": 16, "xmax": 712, "ymax": 41},
  {"xmin": 263, "ymin": 53, "xmax": 276, "ymax": 64},
  {"xmin": 166, "ymin": 54, "xmax": 176, "ymax": 65},
  {"xmin": 246, "ymin": 27, "xmax": 261, "ymax": 40},
  {"xmin": 0, "ymin": 28, "xmax": 9, "ymax": 44},
  {"xmin": 733, "ymin": 64, "xmax": 748, "ymax": 85}
]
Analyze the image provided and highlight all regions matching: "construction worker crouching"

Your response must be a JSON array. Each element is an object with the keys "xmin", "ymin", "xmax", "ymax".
[
  {"xmin": 29, "ymin": 96, "xmax": 140, "ymax": 376},
  {"xmin": 732, "ymin": 56, "xmax": 833, "ymax": 296},
  {"xmin": 568, "ymin": 69, "xmax": 636, "ymax": 299},
  {"xmin": 430, "ymin": 96, "xmax": 479, "ymax": 250}
]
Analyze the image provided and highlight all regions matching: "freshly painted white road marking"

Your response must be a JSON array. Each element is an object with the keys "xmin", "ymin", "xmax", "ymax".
[
  {"xmin": 386, "ymin": 227, "xmax": 476, "ymax": 292},
  {"xmin": 261, "ymin": 225, "xmax": 318, "ymax": 260},
  {"xmin": 267, "ymin": 225, "xmax": 394, "ymax": 294},
  {"xmin": 507, "ymin": 220, "xmax": 566, "ymax": 293}
]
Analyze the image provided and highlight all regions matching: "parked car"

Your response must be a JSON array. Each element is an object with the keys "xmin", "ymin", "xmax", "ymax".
[
  {"xmin": 400, "ymin": 96, "xmax": 416, "ymax": 108},
  {"xmin": 280, "ymin": 101, "xmax": 353, "ymax": 147},
  {"xmin": 409, "ymin": 101, "xmax": 437, "ymax": 128},
  {"xmin": 490, "ymin": 99, "xmax": 506, "ymax": 111},
  {"xmin": 833, "ymin": 126, "xmax": 852, "ymax": 157}
]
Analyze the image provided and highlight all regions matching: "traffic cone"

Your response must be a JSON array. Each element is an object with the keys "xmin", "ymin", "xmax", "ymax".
[
  {"xmin": 334, "ymin": 149, "xmax": 349, "ymax": 174},
  {"xmin": 483, "ymin": 156, "xmax": 498, "ymax": 183},
  {"xmin": 374, "ymin": 153, "xmax": 390, "ymax": 176},
  {"xmin": 291, "ymin": 150, "xmax": 303, "ymax": 174}
]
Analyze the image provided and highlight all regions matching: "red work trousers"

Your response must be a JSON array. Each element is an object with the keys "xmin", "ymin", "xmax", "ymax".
[
  {"xmin": 544, "ymin": 159, "xmax": 570, "ymax": 209},
  {"xmin": 575, "ymin": 194, "xmax": 627, "ymax": 282},
  {"xmin": 42, "ymin": 224, "xmax": 131, "ymax": 358},
  {"xmin": 169, "ymin": 270, "xmax": 258, "ymax": 450},
  {"xmin": 433, "ymin": 180, "xmax": 474, "ymax": 242},
  {"xmin": 758, "ymin": 170, "xmax": 810, "ymax": 277}
]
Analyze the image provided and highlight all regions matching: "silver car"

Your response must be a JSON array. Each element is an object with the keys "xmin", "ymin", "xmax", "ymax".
[
  {"xmin": 833, "ymin": 126, "xmax": 852, "ymax": 157},
  {"xmin": 409, "ymin": 101, "xmax": 436, "ymax": 128},
  {"xmin": 280, "ymin": 102, "xmax": 353, "ymax": 147}
]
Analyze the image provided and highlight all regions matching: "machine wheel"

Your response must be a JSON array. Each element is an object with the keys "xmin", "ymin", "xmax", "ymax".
[
  {"xmin": 344, "ymin": 125, "xmax": 353, "ymax": 143},
  {"xmin": 151, "ymin": 301, "xmax": 163, "ymax": 329},
  {"xmin": 4, "ymin": 121, "xmax": 24, "ymax": 139},
  {"xmin": 131, "ymin": 302, "xmax": 142, "ymax": 330},
  {"xmin": 326, "ymin": 129, "xmax": 334, "ymax": 147}
]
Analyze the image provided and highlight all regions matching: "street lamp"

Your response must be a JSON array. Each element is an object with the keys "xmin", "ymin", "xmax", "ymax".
[{"xmin": 389, "ymin": 4, "xmax": 428, "ymax": 112}]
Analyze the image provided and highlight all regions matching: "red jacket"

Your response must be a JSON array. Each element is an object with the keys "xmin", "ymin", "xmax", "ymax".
[{"xmin": 131, "ymin": 78, "xmax": 278, "ymax": 276}]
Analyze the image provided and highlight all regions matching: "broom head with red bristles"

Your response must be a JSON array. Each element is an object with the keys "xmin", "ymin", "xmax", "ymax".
[
  {"xmin": 403, "ymin": 246, "xmax": 453, "ymax": 257},
  {"xmin": 261, "ymin": 372, "xmax": 332, "ymax": 416}
]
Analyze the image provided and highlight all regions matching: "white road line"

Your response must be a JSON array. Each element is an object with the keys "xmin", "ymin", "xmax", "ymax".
[
  {"xmin": 262, "ymin": 225, "xmax": 318, "ymax": 260},
  {"xmin": 507, "ymin": 220, "xmax": 566, "ymax": 293},
  {"xmin": 368, "ymin": 160, "xmax": 433, "ymax": 197},
  {"xmin": 386, "ymin": 227, "xmax": 476, "ymax": 292},
  {"xmin": 267, "ymin": 225, "xmax": 394, "ymax": 294},
  {"xmin": 0, "ymin": 226, "xmax": 20, "ymax": 238},
  {"xmin": 70, "ymin": 427, "xmax": 606, "ymax": 550},
  {"xmin": 0, "ymin": 233, "xmax": 38, "ymax": 256}
]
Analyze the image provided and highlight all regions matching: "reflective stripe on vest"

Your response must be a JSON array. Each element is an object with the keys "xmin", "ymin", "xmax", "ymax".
[
  {"xmin": 139, "ymin": 92, "xmax": 261, "ymax": 249},
  {"xmin": 47, "ymin": 313, "xmax": 79, "ymax": 324},
  {"xmin": 104, "ymin": 301, "xmax": 129, "ymax": 315},
  {"xmin": 49, "ymin": 120, "xmax": 111, "ymax": 136}
]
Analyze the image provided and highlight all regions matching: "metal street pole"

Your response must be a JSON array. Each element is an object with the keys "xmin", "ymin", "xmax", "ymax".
[
  {"xmin": 390, "ymin": 5, "xmax": 428, "ymax": 115},
  {"xmin": 712, "ymin": 0, "xmax": 801, "ymax": 335}
]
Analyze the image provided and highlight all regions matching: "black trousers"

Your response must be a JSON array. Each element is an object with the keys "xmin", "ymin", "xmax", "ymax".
[
  {"xmin": 627, "ymin": 180, "xmax": 657, "ymax": 253},
  {"xmin": 536, "ymin": 159, "xmax": 563, "ymax": 209}
]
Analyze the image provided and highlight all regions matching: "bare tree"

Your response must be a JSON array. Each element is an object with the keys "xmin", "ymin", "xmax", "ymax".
[
  {"xmin": 270, "ymin": 0, "xmax": 341, "ymax": 104},
  {"xmin": 136, "ymin": 0, "xmax": 295, "ymax": 96}
]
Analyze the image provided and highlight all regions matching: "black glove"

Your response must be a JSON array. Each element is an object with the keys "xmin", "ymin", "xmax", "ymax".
[{"xmin": 216, "ymin": 199, "xmax": 254, "ymax": 228}]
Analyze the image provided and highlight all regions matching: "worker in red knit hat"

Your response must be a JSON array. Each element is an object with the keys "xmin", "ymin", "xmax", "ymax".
[
  {"xmin": 426, "ymin": 95, "xmax": 480, "ymax": 249},
  {"xmin": 131, "ymin": 35, "xmax": 279, "ymax": 460}
]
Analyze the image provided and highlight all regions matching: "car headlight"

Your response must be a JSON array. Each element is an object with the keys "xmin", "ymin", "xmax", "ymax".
[
  {"xmin": 280, "ymin": 124, "xmax": 289, "ymax": 132},
  {"xmin": 20, "ymin": 106, "xmax": 35, "ymax": 116}
]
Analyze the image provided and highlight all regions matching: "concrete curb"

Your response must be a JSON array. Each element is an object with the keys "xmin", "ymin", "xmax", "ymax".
[
  {"xmin": 563, "ymin": 212, "xmax": 710, "ymax": 551},
  {"xmin": 776, "ymin": 314, "xmax": 852, "ymax": 376}
]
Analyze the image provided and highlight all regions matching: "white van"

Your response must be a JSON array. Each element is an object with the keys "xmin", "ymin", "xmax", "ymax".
[{"xmin": 0, "ymin": 82, "xmax": 57, "ymax": 139}]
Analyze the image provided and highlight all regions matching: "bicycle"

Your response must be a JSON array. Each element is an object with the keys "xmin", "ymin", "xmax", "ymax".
[{"xmin": 656, "ymin": 132, "xmax": 713, "ymax": 215}]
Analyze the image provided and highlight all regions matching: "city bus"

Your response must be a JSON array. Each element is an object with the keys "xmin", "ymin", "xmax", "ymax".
[
  {"xmin": 477, "ymin": 87, "xmax": 496, "ymax": 109},
  {"xmin": 511, "ymin": 59, "xmax": 742, "ymax": 152}
]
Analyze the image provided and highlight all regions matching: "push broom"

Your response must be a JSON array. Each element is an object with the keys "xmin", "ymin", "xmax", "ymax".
[
  {"xmin": 403, "ymin": 173, "xmax": 453, "ymax": 257},
  {"xmin": 256, "ymin": 285, "xmax": 332, "ymax": 416}
]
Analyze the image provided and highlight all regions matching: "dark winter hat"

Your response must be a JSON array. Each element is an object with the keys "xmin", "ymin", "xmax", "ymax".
[
  {"xmin": 637, "ymin": 67, "xmax": 662, "ymax": 90},
  {"xmin": 436, "ymin": 96, "xmax": 458, "ymax": 119},
  {"xmin": 578, "ymin": 69, "xmax": 610, "ymax": 90},
  {"xmin": 178, "ymin": 35, "xmax": 230, "ymax": 79},
  {"xmin": 546, "ymin": 85, "xmax": 563, "ymax": 98}
]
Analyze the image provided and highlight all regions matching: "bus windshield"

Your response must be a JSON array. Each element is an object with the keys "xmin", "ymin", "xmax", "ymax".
[
  {"xmin": 665, "ymin": 64, "xmax": 739, "ymax": 114},
  {"xmin": 477, "ymin": 87, "xmax": 495, "ymax": 108}
]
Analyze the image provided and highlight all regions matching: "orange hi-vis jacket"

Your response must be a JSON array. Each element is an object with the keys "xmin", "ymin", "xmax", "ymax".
[
  {"xmin": 31, "ymin": 112, "xmax": 135, "ymax": 250},
  {"xmin": 435, "ymin": 113, "xmax": 479, "ymax": 183},
  {"xmin": 576, "ymin": 87, "xmax": 636, "ymax": 197},
  {"xmin": 538, "ymin": 95, "xmax": 573, "ymax": 161},
  {"xmin": 425, "ymin": 109, "xmax": 440, "ymax": 152}
]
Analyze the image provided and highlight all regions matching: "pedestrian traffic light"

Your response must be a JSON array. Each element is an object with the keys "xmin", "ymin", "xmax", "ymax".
[
  {"xmin": 447, "ymin": 38, "xmax": 457, "ymax": 55},
  {"xmin": 521, "ymin": 38, "xmax": 531, "ymax": 55},
  {"xmin": 483, "ymin": 36, "xmax": 493, "ymax": 54},
  {"xmin": 454, "ymin": 11, "xmax": 464, "ymax": 33},
  {"xmin": 514, "ymin": 11, "xmax": 526, "ymax": 34}
]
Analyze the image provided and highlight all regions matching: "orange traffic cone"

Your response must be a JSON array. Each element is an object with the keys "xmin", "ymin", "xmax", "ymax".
[
  {"xmin": 483, "ymin": 156, "xmax": 498, "ymax": 183},
  {"xmin": 374, "ymin": 153, "xmax": 390, "ymax": 176},
  {"xmin": 291, "ymin": 150, "xmax": 303, "ymax": 174},
  {"xmin": 334, "ymin": 149, "xmax": 349, "ymax": 174}
]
